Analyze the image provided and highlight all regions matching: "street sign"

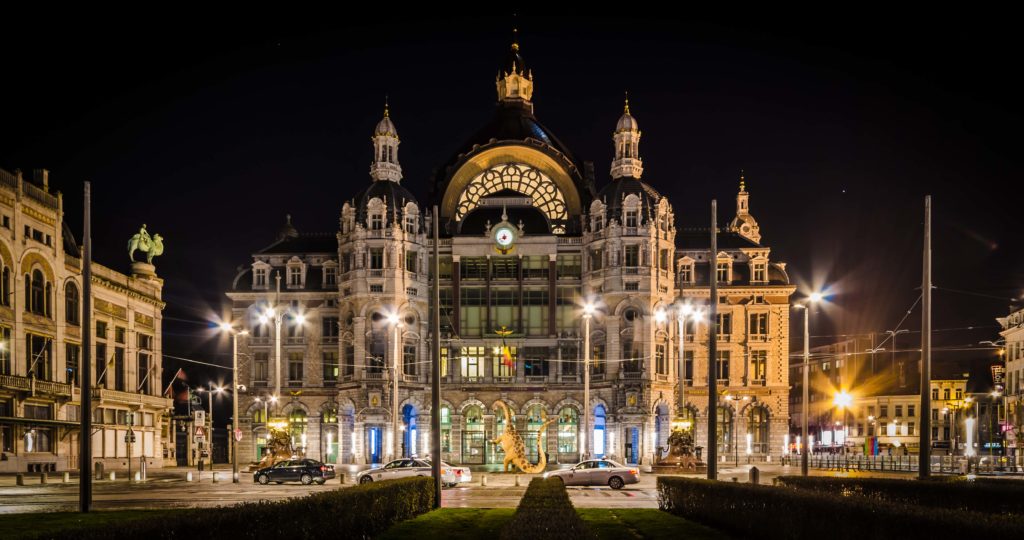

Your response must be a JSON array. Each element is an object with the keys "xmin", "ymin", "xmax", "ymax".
[
  {"xmin": 234, "ymin": 428, "xmax": 243, "ymax": 442},
  {"xmin": 195, "ymin": 435, "xmax": 206, "ymax": 445},
  {"xmin": 195, "ymin": 426, "xmax": 205, "ymax": 438},
  {"xmin": 195, "ymin": 410, "xmax": 206, "ymax": 427}
]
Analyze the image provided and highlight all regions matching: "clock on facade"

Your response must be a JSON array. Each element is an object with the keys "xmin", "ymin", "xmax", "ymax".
[{"xmin": 494, "ymin": 225, "xmax": 516, "ymax": 253}]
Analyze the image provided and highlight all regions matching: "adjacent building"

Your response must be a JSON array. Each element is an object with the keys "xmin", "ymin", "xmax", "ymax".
[
  {"xmin": 0, "ymin": 168, "xmax": 171, "ymax": 473},
  {"xmin": 227, "ymin": 38, "xmax": 795, "ymax": 467},
  {"xmin": 998, "ymin": 305, "xmax": 1023, "ymax": 463}
]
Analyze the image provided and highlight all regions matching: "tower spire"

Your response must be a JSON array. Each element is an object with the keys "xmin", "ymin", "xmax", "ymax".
[
  {"xmin": 370, "ymin": 100, "xmax": 402, "ymax": 182},
  {"xmin": 384, "ymin": 94, "xmax": 389, "ymax": 118},
  {"xmin": 624, "ymin": 90, "xmax": 630, "ymax": 114},
  {"xmin": 611, "ymin": 95, "xmax": 643, "ymax": 179},
  {"xmin": 739, "ymin": 169, "xmax": 746, "ymax": 192},
  {"xmin": 496, "ymin": 25, "xmax": 533, "ymax": 105}
]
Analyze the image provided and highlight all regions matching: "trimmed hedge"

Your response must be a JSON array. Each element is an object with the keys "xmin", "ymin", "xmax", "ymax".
[
  {"xmin": 499, "ymin": 478, "xmax": 592, "ymax": 540},
  {"xmin": 774, "ymin": 475, "xmax": 1024, "ymax": 515},
  {"xmin": 658, "ymin": 476, "xmax": 1024, "ymax": 540},
  {"xmin": 33, "ymin": 476, "xmax": 434, "ymax": 540}
]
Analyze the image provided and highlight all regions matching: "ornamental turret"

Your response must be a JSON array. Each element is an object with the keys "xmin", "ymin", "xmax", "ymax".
[
  {"xmin": 610, "ymin": 95, "xmax": 644, "ymax": 179},
  {"xmin": 369, "ymin": 99, "xmax": 402, "ymax": 182}
]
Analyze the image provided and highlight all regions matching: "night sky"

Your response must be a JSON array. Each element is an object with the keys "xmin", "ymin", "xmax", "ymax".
[{"xmin": 2, "ymin": 14, "xmax": 1020, "ymax": 419}]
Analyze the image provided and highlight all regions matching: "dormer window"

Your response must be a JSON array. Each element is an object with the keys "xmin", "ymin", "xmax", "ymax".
[
  {"xmin": 404, "ymin": 214, "xmax": 416, "ymax": 234},
  {"xmin": 716, "ymin": 261, "xmax": 731, "ymax": 283},
  {"xmin": 324, "ymin": 266, "xmax": 337, "ymax": 286},
  {"xmin": 254, "ymin": 266, "xmax": 268, "ymax": 288},
  {"xmin": 288, "ymin": 266, "xmax": 302, "ymax": 286},
  {"xmin": 370, "ymin": 213, "xmax": 383, "ymax": 230},
  {"xmin": 593, "ymin": 215, "xmax": 603, "ymax": 232},
  {"xmin": 624, "ymin": 210, "xmax": 638, "ymax": 228},
  {"xmin": 752, "ymin": 262, "xmax": 767, "ymax": 283},
  {"xmin": 679, "ymin": 261, "xmax": 693, "ymax": 284}
]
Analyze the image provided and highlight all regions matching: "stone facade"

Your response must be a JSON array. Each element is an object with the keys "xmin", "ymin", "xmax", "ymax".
[
  {"xmin": 227, "ymin": 39, "xmax": 794, "ymax": 468},
  {"xmin": 0, "ymin": 168, "xmax": 171, "ymax": 473}
]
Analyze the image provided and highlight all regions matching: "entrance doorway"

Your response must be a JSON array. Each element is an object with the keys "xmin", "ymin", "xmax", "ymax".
[
  {"xmin": 367, "ymin": 426, "xmax": 383, "ymax": 464},
  {"xmin": 625, "ymin": 427, "xmax": 640, "ymax": 464}
]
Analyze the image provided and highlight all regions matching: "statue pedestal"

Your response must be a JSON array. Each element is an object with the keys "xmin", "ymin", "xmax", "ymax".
[{"xmin": 131, "ymin": 262, "xmax": 157, "ymax": 279}]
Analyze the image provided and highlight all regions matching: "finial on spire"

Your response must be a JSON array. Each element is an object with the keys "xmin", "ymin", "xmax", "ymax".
[
  {"xmin": 383, "ymin": 94, "xmax": 389, "ymax": 117},
  {"xmin": 739, "ymin": 169, "xmax": 746, "ymax": 192},
  {"xmin": 511, "ymin": 27, "xmax": 519, "ymax": 51},
  {"xmin": 624, "ymin": 91, "xmax": 630, "ymax": 114}
]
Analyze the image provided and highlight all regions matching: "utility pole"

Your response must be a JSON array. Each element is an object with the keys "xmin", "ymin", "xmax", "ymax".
[
  {"xmin": 430, "ymin": 206, "xmax": 442, "ymax": 508},
  {"xmin": 920, "ymin": 195, "xmax": 932, "ymax": 478},
  {"xmin": 707, "ymin": 200, "xmax": 718, "ymax": 480},
  {"xmin": 79, "ymin": 181, "xmax": 93, "ymax": 513}
]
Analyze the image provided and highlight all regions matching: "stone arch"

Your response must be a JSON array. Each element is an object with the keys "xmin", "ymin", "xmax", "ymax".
[
  {"xmin": 399, "ymin": 394, "xmax": 426, "ymax": 413},
  {"xmin": 457, "ymin": 397, "xmax": 487, "ymax": 416},
  {"xmin": 281, "ymin": 400, "xmax": 310, "ymax": 416},
  {"xmin": 552, "ymin": 397, "xmax": 583, "ymax": 415},
  {"xmin": 489, "ymin": 397, "xmax": 519, "ymax": 417},
  {"xmin": 19, "ymin": 250, "xmax": 55, "ymax": 283},
  {"xmin": 0, "ymin": 238, "xmax": 14, "ymax": 268},
  {"xmin": 519, "ymin": 397, "xmax": 551, "ymax": 416}
]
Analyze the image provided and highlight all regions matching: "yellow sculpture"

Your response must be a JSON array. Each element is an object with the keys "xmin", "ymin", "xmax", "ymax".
[
  {"xmin": 250, "ymin": 423, "xmax": 296, "ymax": 471},
  {"xmin": 492, "ymin": 400, "xmax": 555, "ymax": 473}
]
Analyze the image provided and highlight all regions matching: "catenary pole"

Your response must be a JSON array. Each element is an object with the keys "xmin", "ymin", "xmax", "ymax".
[
  {"xmin": 920, "ymin": 195, "xmax": 932, "ymax": 477},
  {"xmin": 79, "ymin": 182, "xmax": 93, "ymax": 512},
  {"xmin": 431, "ymin": 206, "xmax": 442, "ymax": 508},
  {"xmin": 707, "ymin": 200, "xmax": 718, "ymax": 480}
]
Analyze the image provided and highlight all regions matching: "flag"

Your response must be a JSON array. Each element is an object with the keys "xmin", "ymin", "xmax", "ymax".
[{"xmin": 502, "ymin": 346, "xmax": 513, "ymax": 368}]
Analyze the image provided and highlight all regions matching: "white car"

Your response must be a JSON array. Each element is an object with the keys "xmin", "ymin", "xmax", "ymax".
[
  {"xmin": 356, "ymin": 458, "xmax": 472, "ymax": 487},
  {"xmin": 544, "ymin": 459, "xmax": 640, "ymax": 489}
]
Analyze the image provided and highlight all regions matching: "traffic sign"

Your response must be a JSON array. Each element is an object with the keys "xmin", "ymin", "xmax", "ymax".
[
  {"xmin": 234, "ymin": 428, "xmax": 243, "ymax": 442},
  {"xmin": 195, "ymin": 426, "xmax": 205, "ymax": 438}
]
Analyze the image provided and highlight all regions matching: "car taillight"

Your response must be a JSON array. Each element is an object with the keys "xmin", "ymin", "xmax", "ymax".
[
  {"xmin": 320, "ymin": 466, "xmax": 327, "ymax": 472},
  {"xmin": 629, "ymin": 469, "xmax": 638, "ymax": 475},
  {"xmin": 456, "ymin": 470, "xmax": 462, "ymax": 476}
]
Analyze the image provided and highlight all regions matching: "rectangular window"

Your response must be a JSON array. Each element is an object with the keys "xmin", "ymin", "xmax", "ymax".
[
  {"xmin": 659, "ymin": 249, "xmax": 670, "ymax": 271},
  {"xmin": 405, "ymin": 251, "xmax": 417, "ymax": 273},
  {"xmin": 114, "ymin": 347, "xmax": 125, "ymax": 391},
  {"xmin": 716, "ymin": 262, "xmax": 730, "ymax": 283},
  {"xmin": 624, "ymin": 282, "xmax": 639, "ymax": 291},
  {"xmin": 254, "ymin": 267, "xmax": 267, "ymax": 287},
  {"xmin": 556, "ymin": 254, "xmax": 582, "ymax": 278},
  {"xmin": 460, "ymin": 347, "xmax": 484, "ymax": 380},
  {"xmin": 655, "ymin": 344, "xmax": 667, "ymax": 375},
  {"xmin": 96, "ymin": 321, "xmax": 107, "ymax": 339},
  {"xmin": 491, "ymin": 289, "xmax": 516, "ymax": 331},
  {"xmin": 931, "ymin": 388, "xmax": 939, "ymax": 400},
  {"xmin": 0, "ymin": 326, "xmax": 11, "ymax": 375},
  {"xmin": 752, "ymin": 263, "xmax": 766, "ymax": 282},
  {"xmin": 955, "ymin": 388, "xmax": 962, "ymax": 400},
  {"xmin": 492, "ymin": 346, "xmax": 516, "ymax": 378},
  {"xmin": 288, "ymin": 266, "xmax": 302, "ymax": 286},
  {"xmin": 895, "ymin": 405, "xmax": 903, "ymax": 418},
  {"xmin": 560, "ymin": 343, "xmax": 578, "ymax": 375},
  {"xmin": 716, "ymin": 351, "xmax": 730, "ymax": 381},
  {"xmin": 405, "ymin": 215, "xmax": 416, "ymax": 234},
  {"xmin": 908, "ymin": 405, "xmax": 915, "ymax": 417},
  {"xmin": 322, "ymin": 317, "xmax": 339, "ymax": 340},
  {"xmin": 344, "ymin": 345, "xmax": 355, "ymax": 377},
  {"xmin": 24, "ymin": 404, "xmax": 52, "ymax": 420},
  {"xmin": 491, "ymin": 257, "xmax": 519, "ymax": 280},
  {"xmin": 750, "ymin": 350, "xmax": 767, "ymax": 383},
  {"xmin": 370, "ymin": 213, "xmax": 383, "ymax": 230},
  {"xmin": 26, "ymin": 333, "xmax": 52, "ymax": 381},
  {"xmin": 684, "ymin": 350, "xmax": 694, "ymax": 382},
  {"xmin": 369, "ymin": 249, "xmax": 384, "ymax": 270},
  {"xmin": 621, "ymin": 337, "xmax": 639, "ymax": 373},
  {"xmin": 522, "ymin": 256, "xmax": 548, "ymax": 279},
  {"xmin": 523, "ymin": 347, "xmax": 548, "ymax": 377},
  {"xmin": 370, "ymin": 284, "xmax": 383, "ymax": 293},
  {"xmin": 460, "ymin": 257, "xmax": 488, "ymax": 280},
  {"xmin": 932, "ymin": 408, "xmax": 938, "ymax": 421},
  {"xmin": 943, "ymin": 388, "xmax": 950, "ymax": 400},
  {"xmin": 460, "ymin": 287, "xmax": 485, "ymax": 337},
  {"xmin": 288, "ymin": 352, "xmax": 303, "ymax": 385},
  {"xmin": 880, "ymin": 405, "xmax": 888, "ymax": 418},
  {"xmin": 679, "ymin": 264, "xmax": 692, "ymax": 284},
  {"xmin": 908, "ymin": 422, "xmax": 915, "ymax": 436},
  {"xmin": 624, "ymin": 245, "xmax": 640, "ymax": 266},
  {"xmin": 65, "ymin": 343, "xmax": 80, "ymax": 385},
  {"xmin": 115, "ymin": 326, "xmax": 126, "ymax": 344},
  {"xmin": 591, "ymin": 343, "xmax": 606, "ymax": 376},
  {"xmin": 96, "ymin": 343, "xmax": 107, "ymax": 387},
  {"xmin": 440, "ymin": 347, "xmax": 449, "ymax": 378},
  {"xmin": 254, "ymin": 352, "xmax": 269, "ymax": 384},
  {"xmin": 749, "ymin": 313, "xmax": 769, "ymax": 336},
  {"xmin": 323, "ymin": 351, "xmax": 339, "ymax": 383},
  {"xmin": 137, "ymin": 350, "xmax": 150, "ymax": 394},
  {"xmin": 717, "ymin": 312, "xmax": 732, "ymax": 335},
  {"xmin": 522, "ymin": 289, "xmax": 548, "ymax": 336},
  {"xmin": 624, "ymin": 210, "xmax": 638, "ymax": 228},
  {"xmin": 403, "ymin": 345, "xmax": 416, "ymax": 376},
  {"xmin": 590, "ymin": 249, "xmax": 603, "ymax": 271},
  {"xmin": 324, "ymin": 266, "xmax": 337, "ymax": 286}
]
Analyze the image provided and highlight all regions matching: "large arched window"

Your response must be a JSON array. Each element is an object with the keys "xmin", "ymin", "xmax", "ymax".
[
  {"xmin": 28, "ymin": 270, "xmax": 46, "ymax": 316},
  {"xmin": 525, "ymin": 404, "xmax": 546, "ymax": 462},
  {"xmin": 65, "ymin": 282, "xmax": 80, "ymax": 325},
  {"xmin": 455, "ymin": 163, "xmax": 568, "ymax": 223},
  {"xmin": 557, "ymin": 407, "xmax": 578, "ymax": 457},
  {"xmin": 462, "ymin": 405, "xmax": 485, "ymax": 464},
  {"xmin": 288, "ymin": 409, "xmax": 307, "ymax": 452},
  {"xmin": 748, "ymin": 406, "xmax": 770, "ymax": 454},
  {"xmin": 716, "ymin": 406, "xmax": 733, "ymax": 454}
]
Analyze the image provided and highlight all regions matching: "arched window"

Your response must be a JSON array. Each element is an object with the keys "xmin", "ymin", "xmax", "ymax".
[
  {"xmin": 593, "ymin": 404, "xmax": 607, "ymax": 457},
  {"xmin": 29, "ymin": 269, "xmax": 46, "ymax": 316},
  {"xmin": 0, "ymin": 264, "xmax": 9, "ymax": 307},
  {"xmin": 462, "ymin": 405, "xmax": 485, "ymax": 465},
  {"xmin": 716, "ymin": 406, "xmax": 733, "ymax": 454},
  {"xmin": 288, "ymin": 409, "xmax": 307, "ymax": 452},
  {"xmin": 322, "ymin": 407, "xmax": 338, "ymax": 424},
  {"xmin": 253, "ymin": 408, "xmax": 267, "ymax": 424},
  {"xmin": 524, "ymin": 404, "xmax": 546, "ymax": 462},
  {"xmin": 557, "ymin": 407, "xmax": 578, "ymax": 457},
  {"xmin": 65, "ymin": 282, "xmax": 80, "ymax": 325},
  {"xmin": 748, "ymin": 406, "xmax": 770, "ymax": 454}
]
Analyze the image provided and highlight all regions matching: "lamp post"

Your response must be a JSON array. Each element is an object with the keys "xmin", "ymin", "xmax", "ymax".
[
  {"xmin": 797, "ymin": 291, "xmax": 823, "ymax": 476},
  {"xmin": 834, "ymin": 389, "xmax": 852, "ymax": 455},
  {"xmin": 220, "ymin": 322, "xmax": 248, "ymax": 483},
  {"xmin": 258, "ymin": 295, "xmax": 303, "ymax": 415},
  {"xmin": 582, "ymin": 301, "xmax": 596, "ymax": 459},
  {"xmin": 387, "ymin": 312, "xmax": 402, "ymax": 461}
]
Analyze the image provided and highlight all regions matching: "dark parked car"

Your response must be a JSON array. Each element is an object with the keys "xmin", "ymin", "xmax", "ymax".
[{"xmin": 253, "ymin": 459, "xmax": 336, "ymax": 485}]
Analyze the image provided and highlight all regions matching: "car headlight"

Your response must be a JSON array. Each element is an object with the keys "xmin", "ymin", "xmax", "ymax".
[{"xmin": 543, "ymin": 472, "xmax": 549, "ymax": 478}]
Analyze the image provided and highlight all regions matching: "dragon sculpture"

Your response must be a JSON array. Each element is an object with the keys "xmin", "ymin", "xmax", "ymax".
[{"xmin": 492, "ymin": 400, "xmax": 556, "ymax": 473}]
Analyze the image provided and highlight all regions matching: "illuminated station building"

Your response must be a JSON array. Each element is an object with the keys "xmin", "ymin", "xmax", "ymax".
[{"xmin": 228, "ymin": 39, "xmax": 795, "ymax": 467}]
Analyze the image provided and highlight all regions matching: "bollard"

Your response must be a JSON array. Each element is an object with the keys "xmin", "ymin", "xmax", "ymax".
[
  {"xmin": 749, "ymin": 466, "xmax": 760, "ymax": 485},
  {"xmin": 16, "ymin": 474, "xmax": 24, "ymax": 486},
  {"xmin": 339, "ymin": 473, "xmax": 346, "ymax": 484},
  {"xmin": 212, "ymin": 472, "xmax": 220, "ymax": 483},
  {"xmin": 109, "ymin": 471, "xmax": 116, "ymax": 481},
  {"xmin": 186, "ymin": 471, "xmax": 193, "ymax": 482},
  {"xmin": 63, "ymin": 472, "xmax": 70, "ymax": 483},
  {"xmin": 515, "ymin": 474, "xmax": 520, "ymax": 487},
  {"xmin": 731, "ymin": 477, "xmax": 738, "ymax": 482},
  {"xmin": 481, "ymin": 474, "xmax": 487, "ymax": 487},
  {"xmin": 94, "ymin": 462, "xmax": 104, "ymax": 480},
  {"xmin": 41, "ymin": 473, "xmax": 48, "ymax": 485}
]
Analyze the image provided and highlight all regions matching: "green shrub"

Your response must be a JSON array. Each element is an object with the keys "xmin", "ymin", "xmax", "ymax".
[
  {"xmin": 774, "ymin": 475, "xmax": 1024, "ymax": 515},
  {"xmin": 499, "ymin": 478, "xmax": 592, "ymax": 540},
  {"xmin": 658, "ymin": 476, "xmax": 1024, "ymax": 540},
  {"xmin": 32, "ymin": 476, "xmax": 434, "ymax": 540}
]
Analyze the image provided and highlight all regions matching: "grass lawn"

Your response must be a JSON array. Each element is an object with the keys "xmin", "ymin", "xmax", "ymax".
[
  {"xmin": 0, "ymin": 509, "xmax": 181, "ymax": 539},
  {"xmin": 578, "ymin": 508, "xmax": 729, "ymax": 540},
  {"xmin": 378, "ymin": 508, "xmax": 515, "ymax": 540},
  {"xmin": 377, "ymin": 508, "xmax": 728, "ymax": 539}
]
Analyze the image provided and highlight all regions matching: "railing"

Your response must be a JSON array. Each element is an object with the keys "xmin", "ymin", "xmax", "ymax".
[
  {"xmin": 493, "ymin": 376, "xmax": 514, "ymax": 384},
  {"xmin": 717, "ymin": 334, "xmax": 732, "ymax": 342},
  {"xmin": 285, "ymin": 337, "xmax": 305, "ymax": 345},
  {"xmin": 92, "ymin": 388, "xmax": 170, "ymax": 408},
  {"xmin": 557, "ymin": 237, "xmax": 582, "ymax": 245},
  {"xmin": 0, "ymin": 374, "xmax": 31, "ymax": 391},
  {"xmin": 620, "ymin": 371, "xmax": 643, "ymax": 380},
  {"xmin": 590, "ymin": 372, "xmax": 606, "ymax": 381},
  {"xmin": 0, "ymin": 168, "xmax": 18, "ymax": 190},
  {"xmin": 22, "ymin": 181, "xmax": 58, "ymax": 209},
  {"xmin": 250, "ymin": 336, "xmax": 271, "ymax": 345},
  {"xmin": 525, "ymin": 375, "xmax": 547, "ymax": 383},
  {"xmin": 362, "ymin": 370, "xmax": 385, "ymax": 381},
  {"xmin": 623, "ymin": 267, "xmax": 642, "ymax": 275},
  {"xmin": 462, "ymin": 376, "xmax": 482, "ymax": 383},
  {"xmin": 749, "ymin": 379, "xmax": 766, "ymax": 386},
  {"xmin": 655, "ymin": 374, "xmax": 669, "ymax": 382},
  {"xmin": 558, "ymin": 375, "xmax": 580, "ymax": 383},
  {"xmin": 368, "ymin": 269, "xmax": 384, "ymax": 278},
  {"xmin": 34, "ymin": 379, "xmax": 72, "ymax": 397},
  {"xmin": 749, "ymin": 334, "xmax": 769, "ymax": 343},
  {"xmin": 402, "ymin": 374, "xmax": 423, "ymax": 383},
  {"xmin": 323, "ymin": 336, "xmax": 339, "ymax": 344}
]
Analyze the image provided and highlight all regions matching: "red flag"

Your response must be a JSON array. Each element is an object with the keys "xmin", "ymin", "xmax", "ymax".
[
  {"xmin": 502, "ymin": 346, "xmax": 513, "ymax": 368},
  {"xmin": 163, "ymin": 368, "xmax": 187, "ymax": 400}
]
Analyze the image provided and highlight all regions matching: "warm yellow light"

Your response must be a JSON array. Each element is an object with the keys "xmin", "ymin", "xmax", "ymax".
[
  {"xmin": 583, "ymin": 303, "xmax": 596, "ymax": 316},
  {"xmin": 295, "ymin": 313, "xmax": 306, "ymax": 325},
  {"xmin": 386, "ymin": 313, "xmax": 400, "ymax": 326},
  {"xmin": 258, "ymin": 314, "xmax": 269, "ymax": 325},
  {"xmin": 270, "ymin": 395, "xmax": 279, "ymax": 403},
  {"xmin": 655, "ymin": 309, "xmax": 667, "ymax": 323},
  {"xmin": 833, "ymin": 390, "xmax": 853, "ymax": 409},
  {"xmin": 680, "ymin": 304, "xmax": 693, "ymax": 316}
]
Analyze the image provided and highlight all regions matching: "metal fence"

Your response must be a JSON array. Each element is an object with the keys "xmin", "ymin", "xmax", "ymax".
[{"xmin": 779, "ymin": 454, "xmax": 1024, "ymax": 474}]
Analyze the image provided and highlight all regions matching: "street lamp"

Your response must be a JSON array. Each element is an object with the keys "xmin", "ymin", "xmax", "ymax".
[
  {"xmin": 219, "ymin": 322, "xmax": 248, "ymax": 483},
  {"xmin": 671, "ymin": 302, "xmax": 702, "ymax": 433},
  {"xmin": 582, "ymin": 300, "xmax": 597, "ymax": 459},
  {"xmin": 796, "ymin": 291, "xmax": 825, "ymax": 476},
  {"xmin": 386, "ymin": 312, "xmax": 403, "ymax": 461}
]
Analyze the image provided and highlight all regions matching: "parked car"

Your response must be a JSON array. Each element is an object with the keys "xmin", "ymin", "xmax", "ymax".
[
  {"xmin": 253, "ymin": 459, "xmax": 336, "ymax": 485},
  {"xmin": 544, "ymin": 459, "xmax": 639, "ymax": 489},
  {"xmin": 356, "ymin": 458, "xmax": 472, "ymax": 487}
]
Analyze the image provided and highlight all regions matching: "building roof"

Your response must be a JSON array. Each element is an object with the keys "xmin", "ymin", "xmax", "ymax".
[
  {"xmin": 596, "ymin": 177, "xmax": 661, "ymax": 221},
  {"xmin": 256, "ymin": 233, "xmax": 337, "ymax": 255},
  {"xmin": 351, "ymin": 179, "xmax": 420, "ymax": 229}
]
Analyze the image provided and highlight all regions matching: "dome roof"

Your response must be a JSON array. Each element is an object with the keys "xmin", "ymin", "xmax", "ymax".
[
  {"xmin": 374, "ymin": 114, "xmax": 397, "ymax": 137},
  {"xmin": 616, "ymin": 111, "xmax": 639, "ymax": 132},
  {"xmin": 596, "ymin": 177, "xmax": 661, "ymax": 220},
  {"xmin": 352, "ymin": 178, "xmax": 419, "ymax": 226}
]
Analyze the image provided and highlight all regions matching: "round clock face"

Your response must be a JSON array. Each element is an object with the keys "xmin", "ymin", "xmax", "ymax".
[{"xmin": 494, "ymin": 226, "xmax": 515, "ymax": 248}]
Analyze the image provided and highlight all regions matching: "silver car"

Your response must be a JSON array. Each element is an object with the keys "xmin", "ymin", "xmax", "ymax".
[
  {"xmin": 356, "ymin": 458, "xmax": 472, "ymax": 487},
  {"xmin": 544, "ymin": 459, "xmax": 640, "ymax": 489}
]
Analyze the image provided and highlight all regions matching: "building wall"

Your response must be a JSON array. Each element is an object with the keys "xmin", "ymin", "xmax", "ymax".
[{"xmin": 0, "ymin": 168, "xmax": 171, "ymax": 473}]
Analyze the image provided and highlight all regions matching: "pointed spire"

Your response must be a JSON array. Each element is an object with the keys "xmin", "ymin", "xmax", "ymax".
[
  {"xmin": 383, "ymin": 94, "xmax": 389, "ymax": 118},
  {"xmin": 512, "ymin": 27, "xmax": 519, "ymax": 51},
  {"xmin": 739, "ymin": 169, "xmax": 746, "ymax": 192},
  {"xmin": 624, "ymin": 90, "xmax": 630, "ymax": 114}
]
